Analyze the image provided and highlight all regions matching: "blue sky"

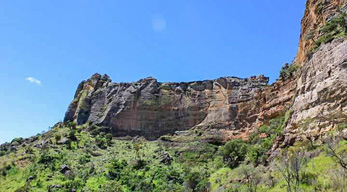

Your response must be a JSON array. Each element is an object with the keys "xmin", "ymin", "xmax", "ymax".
[{"xmin": 0, "ymin": 0, "xmax": 305, "ymax": 143}]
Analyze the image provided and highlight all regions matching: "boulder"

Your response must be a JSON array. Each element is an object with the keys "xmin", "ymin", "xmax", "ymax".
[
  {"xmin": 60, "ymin": 164, "xmax": 71, "ymax": 174},
  {"xmin": 160, "ymin": 153, "xmax": 172, "ymax": 165}
]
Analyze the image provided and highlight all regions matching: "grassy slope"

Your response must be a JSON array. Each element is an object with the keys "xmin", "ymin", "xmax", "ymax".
[
  {"xmin": 0, "ymin": 125, "xmax": 220, "ymax": 192},
  {"xmin": 1, "ymin": 121, "xmax": 346, "ymax": 192}
]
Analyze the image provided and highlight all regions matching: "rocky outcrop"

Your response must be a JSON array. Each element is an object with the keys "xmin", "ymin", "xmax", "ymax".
[
  {"xmin": 296, "ymin": 0, "xmax": 347, "ymax": 64},
  {"xmin": 64, "ymin": 75, "xmax": 269, "ymax": 139},
  {"xmin": 256, "ymin": 77, "xmax": 297, "ymax": 125},
  {"xmin": 286, "ymin": 38, "xmax": 347, "ymax": 134},
  {"xmin": 64, "ymin": 0, "xmax": 347, "ymax": 141}
]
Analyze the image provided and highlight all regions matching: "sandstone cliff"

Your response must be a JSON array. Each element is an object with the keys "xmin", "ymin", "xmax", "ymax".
[
  {"xmin": 64, "ymin": 0, "xmax": 347, "ymax": 141},
  {"xmin": 286, "ymin": 38, "xmax": 347, "ymax": 135},
  {"xmin": 296, "ymin": 0, "xmax": 347, "ymax": 64},
  {"xmin": 64, "ymin": 75, "xmax": 269, "ymax": 139}
]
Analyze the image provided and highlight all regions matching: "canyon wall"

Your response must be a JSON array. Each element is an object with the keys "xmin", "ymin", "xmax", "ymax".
[
  {"xmin": 286, "ymin": 38, "xmax": 347, "ymax": 135},
  {"xmin": 64, "ymin": 75, "xmax": 269, "ymax": 139},
  {"xmin": 296, "ymin": 0, "xmax": 347, "ymax": 64},
  {"xmin": 64, "ymin": 0, "xmax": 347, "ymax": 140}
]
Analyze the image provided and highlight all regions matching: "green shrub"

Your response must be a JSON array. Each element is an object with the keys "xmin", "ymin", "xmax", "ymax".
[
  {"xmin": 337, "ymin": 123, "xmax": 347, "ymax": 131},
  {"xmin": 305, "ymin": 30, "xmax": 316, "ymax": 41},
  {"xmin": 308, "ymin": 12, "xmax": 347, "ymax": 59},
  {"xmin": 268, "ymin": 116, "xmax": 284, "ymax": 135},
  {"xmin": 246, "ymin": 145, "xmax": 266, "ymax": 166},
  {"xmin": 280, "ymin": 63, "xmax": 298, "ymax": 80},
  {"xmin": 37, "ymin": 150, "xmax": 55, "ymax": 164},
  {"xmin": 185, "ymin": 171, "xmax": 201, "ymax": 190},
  {"xmin": 95, "ymin": 136, "xmax": 107, "ymax": 149},
  {"xmin": 130, "ymin": 159, "xmax": 147, "ymax": 170},
  {"xmin": 259, "ymin": 125, "xmax": 269, "ymax": 133},
  {"xmin": 301, "ymin": 172, "xmax": 318, "ymax": 185},
  {"xmin": 315, "ymin": 3, "xmax": 324, "ymax": 14},
  {"xmin": 14, "ymin": 185, "xmax": 30, "ymax": 192},
  {"xmin": 65, "ymin": 139, "xmax": 72, "ymax": 149},
  {"xmin": 25, "ymin": 146, "xmax": 34, "ymax": 154},
  {"xmin": 68, "ymin": 130, "xmax": 78, "ymax": 141},
  {"xmin": 11, "ymin": 137, "xmax": 23, "ymax": 144},
  {"xmin": 100, "ymin": 182, "xmax": 124, "ymax": 192},
  {"xmin": 107, "ymin": 159, "xmax": 127, "ymax": 180},
  {"xmin": 78, "ymin": 154, "xmax": 91, "ymax": 164},
  {"xmin": 90, "ymin": 128, "xmax": 100, "ymax": 136},
  {"xmin": 66, "ymin": 121, "xmax": 77, "ymax": 129},
  {"xmin": 105, "ymin": 133, "xmax": 113, "ymax": 145},
  {"xmin": 0, "ymin": 150, "xmax": 6, "ymax": 157},
  {"xmin": 63, "ymin": 179, "xmax": 84, "ymax": 191},
  {"xmin": 54, "ymin": 134, "xmax": 61, "ymax": 142},
  {"xmin": 220, "ymin": 139, "xmax": 247, "ymax": 168}
]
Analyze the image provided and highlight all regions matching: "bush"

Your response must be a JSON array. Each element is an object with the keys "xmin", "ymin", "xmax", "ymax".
[
  {"xmin": 220, "ymin": 139, "xmax": 247, "ymax": 168},
  {"xmin": 279, "ymin": 63, "xmax": 298, "ymax": 81},
  {"xmin": 54, "ymin": 134, "xmax": 61, "ymax": 142},
  {"xmin": 68, "ymin": 130, "xmax": 77, "ymax": 141},
  {"xmin": 107, "ymin": 159, "xmax": 127, "ymax": 180},
  {"xmin": 100, "ymin": 182, "xmax": 124, "ymax": 192},
  {"xmin": 247, "ymin": 145, "xmax": 267, "ymax": 166},
  {"xmin": 66, "ymin": 121, "xmax": 77, "ymax": 129},
  {"xmin": 308, "ymin": 12, "xmax": 347, "ymax": 59},
  {"xmin": 0, "ymin": 150, "xmax": 7, "ymax": 157},
  {"xmin": 131, "ymin": 159, "xmax": 147, "ymax": 170},
  {"xmin": 90, "ymin": 128, "xmax": 100, "ymax": 136},
  {"xmin": 78, "ymin": 154, "xmax": 91, "ymax": 164},
  {"xmin": 63, "ymin": 179, "xmax": 84, "ymax": 191},
  {"xmin": 11, "ymin": 137, "xmax": 23, "ymax": 144},
  {"xmin": 14, "ymin": 185, "xmax": 30, "ymax": 192},
  {"xmin": 95, "ymin": 136, "xmax": 107, "ymax": 149},
  {"xmin": 305, "ymin": 30, "xmax": 316, "ymax": 40},
  {"xmin": 37, "ymin": 150, "xmax": 55, "ymax": 164},
  {"xmin": 65, "ymin": 139, "xmax": 72, "ymax": 149},
  {"xmin": 185, "ymin": 171, "xmax": 201, "ymax": 190},
  {"xmin": 268, "ymin": 116, "xmax": 284, "ymax": 135},
  {"xmin": 301, "ymin": 172, "xmax": 318, "ymax": 185},
  {"xmin": 105, "ymin": 133, "xmax": 113, "ymax": 145},
  {"xmin": 258, "ymin": 125, "xmax": 269, "ymax": 134}
]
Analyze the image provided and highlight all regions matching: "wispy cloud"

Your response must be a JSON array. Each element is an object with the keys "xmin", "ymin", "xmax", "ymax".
[
  {"xmin": 152, "ymin": 15, "xmax": 166, "ymax": 32},
  {"xmin": 26, "ymin": 77, "xmax": 41, "ymax": 85}
]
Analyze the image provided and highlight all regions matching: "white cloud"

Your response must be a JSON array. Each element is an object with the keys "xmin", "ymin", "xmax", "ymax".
[
  {"xmin": 152, "ymin": 15, "xmax": 166, "ymax": 32},
  {"xmin": 26, "ymin": 77, "xmax": 41, "ymax": 85}
]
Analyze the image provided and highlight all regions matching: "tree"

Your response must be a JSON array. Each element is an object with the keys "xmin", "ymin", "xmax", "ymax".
[
  {"xmin": 276, "ymin": 148, "xmax": 307, "ymax": 192},
  {"xmin": 325, "ymin": 137, "xmax": 347, "ymax": 170},
  {"xmin": 220, "ymin": 139, "xmax": 248, "ymax": 168},
  {"xmin": 237, "ymin": 164, "xmax": 263, "ymax": 192}
]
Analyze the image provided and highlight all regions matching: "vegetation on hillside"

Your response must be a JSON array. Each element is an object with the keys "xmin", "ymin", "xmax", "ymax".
[
  {"xmin": 279, "ymin": 62, "xmax": 299, "ymax": 81},
  {"xmin": 1, "ymin": 118, "xmax": 346, "ymax": 192},
  {"xmin": 306, "ymin": 12, "xmax": 347, "ymax": 59}
]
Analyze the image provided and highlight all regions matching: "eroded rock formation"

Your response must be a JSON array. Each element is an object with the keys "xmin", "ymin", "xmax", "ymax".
[
  {"xmin": 64, "ymin": 75, "xmax": 269, "ymax": 139},
  {"xmin": 64, "ymin": 0, "xmax": 347, "ymax": 140},
  {"xmin": 287, "ymin": 38, "xmax": 347, "ymax": 134},
  {"xmin": 296, "ymin": 0, "xmax": 347, "ymax": 64}
]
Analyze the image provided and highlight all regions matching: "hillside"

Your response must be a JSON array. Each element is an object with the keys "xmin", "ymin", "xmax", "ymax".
[{"xmin": 1, "ymin": 0, "xmax": 347, "ymax": 191}]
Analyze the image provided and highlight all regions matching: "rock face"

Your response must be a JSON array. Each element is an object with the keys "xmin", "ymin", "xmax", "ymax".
[
  {"xmin": 296, "ymin": 0, "xmax": 347, "ymax": 64},
  {"xmin": 286, "ymin": 38, "xmax": 347, "ymax": 134},
  {"xmin": 64, "ymin": 75, "xmax": 269, "ymax": 139},
  {"xmin": 64, "ymin": 0, "xmax": 347, "ymax": 140}
]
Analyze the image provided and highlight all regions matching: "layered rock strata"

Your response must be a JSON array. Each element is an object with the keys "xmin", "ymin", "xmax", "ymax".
[
  {"xmin": 64, "ymin": 75, "xmax": 269, "ymax": 139},
  {"xmin": 287, "ymin": 38, "xmax": 347, "ymax": 134},
  {"xmin": 296, "ymin": 0, "xmax": 347, "ymax": 63},
  {"xmin": 64, "ymin": 0, "xmax": 347, "ymax": 140}
]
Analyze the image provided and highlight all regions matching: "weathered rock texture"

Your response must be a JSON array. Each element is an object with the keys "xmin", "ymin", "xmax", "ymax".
[
  {"xmin": 286, "ymin": 38, "xmax": 347, "ymax": 134},
  {"xmin": 296, "ymin": 0, "xmax": 347, "ymax": 64},
  {"xmin": 64, "ymin": 0, "xmax": 347, "ymax": 140},
  {"xmin": 64, "ymin": 75, "xmax": 269, "ymax": 139}
]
